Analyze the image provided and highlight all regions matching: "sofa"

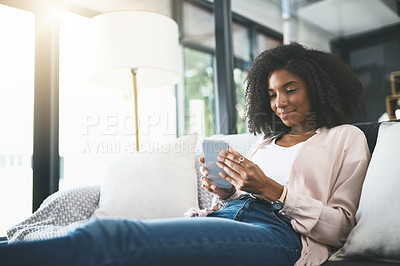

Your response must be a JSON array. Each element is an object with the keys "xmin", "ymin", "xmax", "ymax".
[{"xmin": 1, "ymin": 120, "xmax": 400, "ymax": 265}]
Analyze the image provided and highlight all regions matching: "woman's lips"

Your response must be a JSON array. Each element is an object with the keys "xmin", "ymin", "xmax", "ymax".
[{"xmin": 279, "ymin": 110, "xmax": 295, "ymax": 119}]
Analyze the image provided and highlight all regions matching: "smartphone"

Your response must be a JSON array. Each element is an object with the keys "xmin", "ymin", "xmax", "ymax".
[{"xmin": 202, "ymin": 139, "xmax": 233, "ymax": 189}]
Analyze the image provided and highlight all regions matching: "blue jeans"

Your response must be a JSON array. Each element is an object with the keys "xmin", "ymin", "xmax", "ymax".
[{"xmin": 0, "ymin": 196, "xmax": 301, "ymax": 266}]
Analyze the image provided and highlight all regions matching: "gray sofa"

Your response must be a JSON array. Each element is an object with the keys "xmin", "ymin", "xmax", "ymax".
[{"xmin": 1, "ymin": 121, "xmax": 399, "ymax": 266}]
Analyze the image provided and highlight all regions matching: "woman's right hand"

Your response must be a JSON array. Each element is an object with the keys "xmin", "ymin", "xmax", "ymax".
[{"xmin": 199, "ymin": 156, "xmax": 236, "ymax": 200}]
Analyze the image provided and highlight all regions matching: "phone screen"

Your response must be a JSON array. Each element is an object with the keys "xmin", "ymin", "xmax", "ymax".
[{"xmin": 202, "ymin": 140, "xmax": 233, "ymax": 189}]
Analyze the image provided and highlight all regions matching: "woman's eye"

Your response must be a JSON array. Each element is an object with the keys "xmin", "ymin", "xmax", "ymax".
[
  {"xmin": 269, "ymin": 94, "xmax": 276, "ymax": 98},
  {"xmin": 286, "ymin": 88, "xmax": 297, "ymax": 94}
]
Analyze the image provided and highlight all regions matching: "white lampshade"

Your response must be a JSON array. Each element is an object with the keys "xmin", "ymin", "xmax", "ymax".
[{"xmin": 91, "ymin": 11, "xmax": 180, "ymax": 89}]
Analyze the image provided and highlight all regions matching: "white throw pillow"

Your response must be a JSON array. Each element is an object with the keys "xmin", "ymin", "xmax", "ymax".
[
  {"xmin": 93, "ymin": 134, "xmax": 199, "ymax": 220},
  {"xmin": 330, "ymin": 121, "xmax": 400, "ymax": 262}
]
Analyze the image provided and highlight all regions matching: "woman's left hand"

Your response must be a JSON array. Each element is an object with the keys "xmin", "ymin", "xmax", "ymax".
[{"xmin": 217, "ymin": 147, "xmax": 282, "ymax": 202}]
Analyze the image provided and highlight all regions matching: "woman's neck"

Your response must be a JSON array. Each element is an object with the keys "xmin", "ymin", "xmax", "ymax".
[
  {"xmin": 289, "ymin": 124, "xmax": 316, "ymax": 136},
  {"xmin": 276, "ymin": 128, "xmax": 317, "ymax": 148},
  {"xmin": 288, "ymin": 129, "xmax": 316, "ymax": 137}
]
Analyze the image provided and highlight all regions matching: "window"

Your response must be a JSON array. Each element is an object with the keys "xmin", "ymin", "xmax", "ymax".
[
  {"xmin": 232, "ymin": 22, "xmax": 251, "ymax": 62},
  {"xmin": 182, "ymin": 1, "xmax": 215, "ymax": 50},
  {"xmin": 232, "ymin": 21, "xmax": 252, "ymax": 134},
  {"xmin": 180, "ymin": 0, "xmax": 281, "ymax": 136},
  {"xmin": 257, "ymin": 32, "xmax": 281, "ymax": 56},
  {"xmin": 181, "ymin": 1, "xmax": 217, "ymax": 137},
  {"xmin": 234, "ymin": 30, "xmax": 281, "ymax": 134},
  {"xmin": 234, "ymin": 68, "xmax": 249, "ymax": 134},
  {"xmin": 183, "ymin": 47, "xmax": 216, "ymax": 136},
  {"xmin": 0, "ymin": 4, "xmax": 35, "ymax": 236}
]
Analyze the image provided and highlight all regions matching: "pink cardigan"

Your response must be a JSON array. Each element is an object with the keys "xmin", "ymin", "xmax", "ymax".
[{"xmin": 246, "ymin": 125, "xmax": 370, "ymax": 265}]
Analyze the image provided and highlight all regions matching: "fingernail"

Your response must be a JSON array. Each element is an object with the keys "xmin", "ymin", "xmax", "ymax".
[
  {"xmin": 216, "ymin": 162, "xmax": 222, "ymax": 167},
  {"xmin": 210, "ymin": 185, "xmax": 216, "ymax": 190},
  {"xmin": 217, "ymin": 156, "xmax": 222, "ymax": 160}
]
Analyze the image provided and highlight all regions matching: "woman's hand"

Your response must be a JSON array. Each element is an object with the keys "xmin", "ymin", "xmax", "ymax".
[
  {"xmin": 199, "ymin": 156, "xmax": 236, "ymax": 200},
  {"xmin": 216, "ymin": 147, "xmax": 283, "ymax": 202}
]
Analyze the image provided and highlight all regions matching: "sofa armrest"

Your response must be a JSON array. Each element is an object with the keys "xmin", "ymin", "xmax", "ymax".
[{"xmin": 0, "ymin": 237, "xmax": 7, "ymax": 246}]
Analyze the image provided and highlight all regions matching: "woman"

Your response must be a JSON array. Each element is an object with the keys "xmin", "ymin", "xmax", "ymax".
[
  {"xmin": 0, "ymin": 43, "xmax": 370, "ymax": 266},
  {"xmin": 197, "ymin": 42, "xmax": 370, "ymax": 265}
]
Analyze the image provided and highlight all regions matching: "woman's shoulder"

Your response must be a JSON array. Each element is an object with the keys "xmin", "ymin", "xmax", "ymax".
[
  {"xmin": 308, "ymin": 124, "xmax": 370, "ymax": 159},
  {"xmin": 318, "ymin": 124, "xmax": 367, "ymax": 146},
  {"xmin": 320, "ymin": 124, "xmax": 364, "ymax": 137}
]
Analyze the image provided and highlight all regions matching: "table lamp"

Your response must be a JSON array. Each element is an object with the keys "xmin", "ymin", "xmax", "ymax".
[{"xmin": 91, "ymin": 11, "xmax": 179, "ymax": 151}]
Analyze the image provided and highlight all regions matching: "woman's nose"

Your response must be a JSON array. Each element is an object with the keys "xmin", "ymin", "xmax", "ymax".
[{"xmin": 275, "ymin": 94, "xmax": 288, "ymax": 108}]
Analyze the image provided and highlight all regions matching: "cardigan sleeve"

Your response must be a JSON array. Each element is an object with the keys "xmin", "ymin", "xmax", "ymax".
[{"xmin": 281, "ymin": 130, "xmax": 370, "ymax": 248}]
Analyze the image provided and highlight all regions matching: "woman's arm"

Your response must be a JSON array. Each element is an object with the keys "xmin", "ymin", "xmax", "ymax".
[
  {"xmin": 215, "ymin": 127, "xmax": 370, "ymax": 248},
  {"xmin": 282, "ymin": 131, "xmax": 370, "ymax": 247}
]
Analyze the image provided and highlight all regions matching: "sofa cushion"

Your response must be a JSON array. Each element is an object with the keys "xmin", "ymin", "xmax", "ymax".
[
  {"xmin": 93, "ymin": 134, "xmax": 199, "ymax": 220},
  {"xmin": 352, "ymin": 121, "xmax": 381, "ymax": 154},
  {"xmin": 330, "ymin": 121, "xmax": 400, "ymax": 263},
  {"xmin": 352, "ymin": 119, "xmax": 400, "ymax": 154},
  {"xmin": 6, "ymin": 186, "xmax": 100, "ymax": 242}
]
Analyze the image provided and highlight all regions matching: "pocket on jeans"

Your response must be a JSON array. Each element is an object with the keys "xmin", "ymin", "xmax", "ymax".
[{"xmin": 221, "ymin": 199, "xmax": 243, "ymax": 209}]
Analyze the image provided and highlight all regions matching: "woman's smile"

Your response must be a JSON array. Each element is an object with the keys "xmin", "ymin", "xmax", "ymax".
[{"xmin": 277, "ymin": 109, "xmax": 297, "ymax": 119}]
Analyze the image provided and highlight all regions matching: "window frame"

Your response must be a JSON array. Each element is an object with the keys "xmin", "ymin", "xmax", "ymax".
[{"xmin": 176, "ymin": 0, "xmax": 282, "ymax": 135}]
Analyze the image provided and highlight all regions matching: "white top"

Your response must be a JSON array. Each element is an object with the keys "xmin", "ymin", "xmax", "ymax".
[{"xmin": 251, "ymin": 138, "xmax": 305, "ymax": 186}]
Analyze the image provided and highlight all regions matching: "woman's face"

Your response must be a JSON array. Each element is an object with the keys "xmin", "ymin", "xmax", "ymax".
[{"xmin": 268, "ymin": 69, "xmax": 313, "ymax": 132}]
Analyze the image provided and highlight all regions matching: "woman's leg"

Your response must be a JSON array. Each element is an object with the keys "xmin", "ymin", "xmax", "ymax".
[{"xmin": 0, "ymin": 198, "xmax": 301, "ymax": 266}]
